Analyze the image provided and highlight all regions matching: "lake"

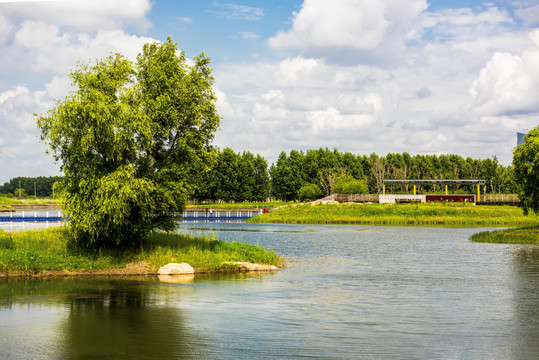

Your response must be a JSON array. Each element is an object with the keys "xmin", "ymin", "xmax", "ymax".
[{"xmin": 1, "ymin": 223, "xmax": 538, "ymax": 359}]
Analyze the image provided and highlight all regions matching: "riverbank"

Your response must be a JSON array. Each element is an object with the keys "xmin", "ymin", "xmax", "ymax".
[
  {"xmin": 249, "ymin": 202, "xmax": 539, "ymax": 227},
  {"xmin": 0, "ymin": 195, "xmax": 61, "ymax": 210},
  {"xmin": 0, "ymin": 228, "xmax": 283, "ymax": 278},
  {"xmin": 470, "ymin": 226, "xmax": 539, "ymax": 244}
]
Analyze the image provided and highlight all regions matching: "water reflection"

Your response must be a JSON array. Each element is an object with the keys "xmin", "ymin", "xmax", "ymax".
[
  {"xmin": 0, "ymin": 277, "xmax": 212, "ymax": 360},
  {"xmin": 510, "ymin": 247, "xmax": 539, "ymax": 359}
]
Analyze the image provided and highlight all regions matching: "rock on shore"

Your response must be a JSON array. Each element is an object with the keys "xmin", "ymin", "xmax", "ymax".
[{"xmin": 158, "ymin": 263, "xmax": 195, "ymax": 275}]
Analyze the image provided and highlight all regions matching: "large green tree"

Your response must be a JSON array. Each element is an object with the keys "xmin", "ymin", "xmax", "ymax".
[
  {"xmin": 36, "ymin": 37, "xmax": 220, "ymax": 248},
  {"xmin": 513, "ymin": 126, "xmax": 539, "ymax": 214}
]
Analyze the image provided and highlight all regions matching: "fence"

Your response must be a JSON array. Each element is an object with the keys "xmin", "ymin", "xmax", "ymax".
[{"xmin": 180, "ymin": 209, "xmax": 261, "ymax": 222}]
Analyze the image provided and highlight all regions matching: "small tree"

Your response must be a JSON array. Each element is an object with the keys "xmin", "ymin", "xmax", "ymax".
[
  {"xmin": 333, "ymin": 174, "xmax": 368, "ymax": 195},
  {"xmin": 298, "ymin": 183, "xmax": 323, "ymax": 201},
  {"xmin": 513, "ymin": 126, "xmax": 539, "ymax": 214},
  {"xmin": 36, "ymin": 37, "xmax": 220, "ymax": 248}
]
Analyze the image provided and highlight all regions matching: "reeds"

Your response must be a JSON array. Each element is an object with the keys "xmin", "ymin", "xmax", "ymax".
[{"xmin": 470, "ymin": 226, "xmax": 539, "ymax": 244}]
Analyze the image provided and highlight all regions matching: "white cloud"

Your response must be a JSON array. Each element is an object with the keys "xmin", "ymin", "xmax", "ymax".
[
  {"xmin": 515, "ymin": 4, "xmax": 539, "ymax": 27},
  {"xmin": 0, "ymin": 0, "xmax": 152, "ymax": 31},
  {"xmin": 239, "ymin": 31, "xmax": 259, "ymax": 39},
  {"xmin": 0, "ymin": 14, "xmax": 13, "ymax": 44},
  {"xmin": 4, "ymin": 21, "xmax": 156, "ymax": 74},
  {"xmin": 208, "ymin": 2, "xmax": 264, "ymax": 21},
  {"xmin": 408, "ymin": 5, "xmax": 513, "ymax": 41},
  {"xmin": 268, "ymin": 0, "xmax": 427, "ymax": 62},
  {"xmin": 468, "ymin": 29, "xmax": 539, "ymax": 117},
  {"xmin": 0, "ymin": 84, "xmax": 59, "ymax": 181}
]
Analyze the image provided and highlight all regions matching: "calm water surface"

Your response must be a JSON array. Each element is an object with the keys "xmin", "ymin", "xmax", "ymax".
[{"xmin": 1, "ymin": 223, "xmax": 538, "ymax": 359}]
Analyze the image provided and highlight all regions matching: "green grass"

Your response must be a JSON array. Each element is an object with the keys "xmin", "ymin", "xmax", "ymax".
[
  {"xmin": 0, "ymin": 195, "xmax": 62, "ymax": 208},
  {"xmin": 190, "ymin": 200, "xmax": 289, "ymax": 210},
  {"xmin": 0, "ymin": 228, "xmax": 282, "ymax": 275},
  {"xmin": 249, "ymin": 202, "xmax": 539, "ymax": 227},
  {"xmin": 470, "ymin": 226, "xmax": 539, "ymax": 244}
]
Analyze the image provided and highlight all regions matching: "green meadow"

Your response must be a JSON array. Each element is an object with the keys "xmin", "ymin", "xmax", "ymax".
[
  {"xmin": 0, "ymin": 228, "xmax": 282, "ymax": 276},
  {"xmin": 249, "ymin": 202, "xmax": 539, "ymax": 228}
]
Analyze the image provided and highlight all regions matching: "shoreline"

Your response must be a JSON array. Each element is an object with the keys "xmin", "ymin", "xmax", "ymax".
[{"xmin": 0, "ymin": 261, "xmax": 282, "ymax": 279}]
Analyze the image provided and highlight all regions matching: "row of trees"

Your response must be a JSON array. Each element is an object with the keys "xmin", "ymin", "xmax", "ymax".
[
  {"xmin": 0, "ymin": 176, "xmax": 63, "ymax": 197},
  {"xmin": 268, "ymin": 149, "xmax": 515, "ymax": 201},
  {"xmin": 0, "ymin": 149, "xmax": 517, "ymax": 203},
  {"xmin": 193, "ymin": 148, "xmax": 269, "ymax": 202},
  {"xmin": 189, "ymin": 147, "xmax": 516, "ymax": 203}
]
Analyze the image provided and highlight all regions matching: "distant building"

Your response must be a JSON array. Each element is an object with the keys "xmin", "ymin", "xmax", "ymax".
[{"xmin": 517, "ymin": 132, "xmax": 527, "ymax": 146}]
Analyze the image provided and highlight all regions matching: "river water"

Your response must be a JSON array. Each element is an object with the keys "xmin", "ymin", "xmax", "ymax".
[{"xmin": 1, "ymin": 223, "xmax": 538, "ymax": 359}]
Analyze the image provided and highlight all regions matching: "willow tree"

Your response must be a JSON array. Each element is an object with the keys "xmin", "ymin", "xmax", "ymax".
[{"xmin": 36, "ymin": 37, "xmax": 220, "ymax": 248}]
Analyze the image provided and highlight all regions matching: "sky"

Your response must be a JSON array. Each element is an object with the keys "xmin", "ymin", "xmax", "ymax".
[{"xmin": 1, "ymin": 0, "xmax": 539, "ymax": 183}]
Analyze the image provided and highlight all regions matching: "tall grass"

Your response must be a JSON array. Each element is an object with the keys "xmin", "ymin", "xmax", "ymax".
[
  {"xmin": 0, "ymin": 195, "xmax": 62, "ymax": 208},
  {"xmin": 249, "ymin": 203, "xmax": 539, "ymax": 227},
  {"xmin": 0, "ymin": 228, "xmax": 282, "ymax": 275},
  {"xmin": 470, "ymin": 226, "xmax": 539, "ymax": 244}
]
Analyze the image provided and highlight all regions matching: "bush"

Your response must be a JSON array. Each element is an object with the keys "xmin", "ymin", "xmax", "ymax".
[
  {"xmin": 298, "ymin": 183, "xmax": 324, "ymax": 201},
  {"xmin": 333, "ymin": 175, "xmax": 368, "ymax": 194}
]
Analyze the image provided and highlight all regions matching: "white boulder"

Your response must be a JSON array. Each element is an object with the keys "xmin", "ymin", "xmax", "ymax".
[{"xmin": 158, "ymin": 262, "xmax": 194, "ymax": 275}]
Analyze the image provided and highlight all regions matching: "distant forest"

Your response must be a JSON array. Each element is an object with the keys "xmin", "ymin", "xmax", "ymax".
[
  {"xmin": 0, "ymin": 176, "xmax": 63, "ymax": 197},
  {"xmin": 193, "ymin": 148, "xmax": 514, "ymax": 202},
  {"xmin": 1, "ymin": 148, "xmax": 514, "ymax": 201}
]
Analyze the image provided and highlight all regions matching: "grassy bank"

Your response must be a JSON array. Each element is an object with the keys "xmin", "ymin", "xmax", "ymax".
[
  {"xmin": 0, "ymin": 228, "xmax": 282, "ymax": 277},
  {"xmin": 249, "ymin": 203, "xmax": 539, "ymax": 227},
  {"xmin": 0, "ymin": 195, "xmax": 61, "ymax": 209},
  {"xmin": 470, "ymin": 226, "xmax": 539, "ymax": 244}
]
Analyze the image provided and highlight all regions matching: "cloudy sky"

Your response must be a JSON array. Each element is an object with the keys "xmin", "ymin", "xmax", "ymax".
[{"xmin": 1, "ymin": 0, "xmax": 539, "ymax": 183}]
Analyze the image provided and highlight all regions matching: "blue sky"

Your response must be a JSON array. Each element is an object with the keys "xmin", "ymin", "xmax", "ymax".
[{"xmin": 1, "ymin": 0, "xmax": 539, "ymax": 183}]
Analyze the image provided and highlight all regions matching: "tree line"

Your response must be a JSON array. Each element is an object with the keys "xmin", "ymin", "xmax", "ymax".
[
  {"xmin": 0, "ymin": 176, "xmax": 63, "ymax": 197},
  {"xmin": 0, "ymin": 149, "xmax": 516, "ymax": 202},
  {"xmin": 193, "ymin": 148, "xmax": 516, "ymax": 202}
]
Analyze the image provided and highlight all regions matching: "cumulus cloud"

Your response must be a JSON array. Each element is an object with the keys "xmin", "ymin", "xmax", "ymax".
[
  {"xmin": 0, "ymin": 0, "xmax": 152, "ymax": 31},
  {"xmin": 468, "ymin": 29, "xmax": 539, "ymax": 117},
  {"xmin": 2, "ymin": 21, "xmax": 156, "ymax": 75},
  {"xmin": 268, "ymin": 0, "xmax": 427, "ymax": 65},
  {"xmin": 0, "ymin": 83, "xmax": 58, "ymax": 179}
]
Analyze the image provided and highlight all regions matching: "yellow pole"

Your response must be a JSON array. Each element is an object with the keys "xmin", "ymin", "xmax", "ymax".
[
  {"xmin": 413, "ymin": 184, "xmax": 416, "ymax": 195},
  {"xmin": 445, "ymin": 185, "xmax": 448, "ymax": 195},
  {"xmin": 477, "ymin": 185, "xmax": 480, "ymax": 203},
  {"xmin": 383, "ymin": 184, "xmax": 385, "ymax": 195}
]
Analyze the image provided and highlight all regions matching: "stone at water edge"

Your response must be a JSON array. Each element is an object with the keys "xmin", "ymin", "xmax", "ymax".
[{"xmin": 158, "ymin": 263, "xmax": 195, "ymax": 275}]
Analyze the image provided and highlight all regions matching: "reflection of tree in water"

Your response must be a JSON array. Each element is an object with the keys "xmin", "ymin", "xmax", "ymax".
[
  {"xmin": 510, "ymin": 247, "xmax": 539, "ymax": 359},
  {"xmin": 60, "ymin": 278, "xmax": 212, "ymax": 359}
]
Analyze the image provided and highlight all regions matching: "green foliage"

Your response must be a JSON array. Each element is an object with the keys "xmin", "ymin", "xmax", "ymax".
[
  {"xmin": 36, "ymin": 37, "xmax": 220, "ymax": 249},
  {"xmin": 333, "ymin": 174, "xmax": 368, "ymax": 194},
  {"xmin": 513, "ymin": 126, "xmax": 539, "ymax": 215},
  {"xmin": 194, "ymin": 148, "xmax": 270, "ymax": 202},
  {"xmin": 298, "ymin": 183, "xmax": 324, "ymax": 201}
]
